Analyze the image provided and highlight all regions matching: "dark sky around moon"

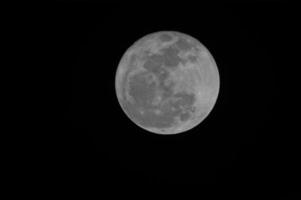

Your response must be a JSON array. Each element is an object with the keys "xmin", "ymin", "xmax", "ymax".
[{"xmin": 47, "ymin": 2, "xmax": 298, "ymax": 187}]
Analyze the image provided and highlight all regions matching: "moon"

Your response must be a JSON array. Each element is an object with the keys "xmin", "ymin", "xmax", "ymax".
[{"xmin": 115, "ymin": 31, "xmax": 220, "ymax": 135}]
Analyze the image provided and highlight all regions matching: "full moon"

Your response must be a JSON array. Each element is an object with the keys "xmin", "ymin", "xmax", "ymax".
[{"xmin": 115, "ymin": 31, "xmax": 220, "ymax": 135}]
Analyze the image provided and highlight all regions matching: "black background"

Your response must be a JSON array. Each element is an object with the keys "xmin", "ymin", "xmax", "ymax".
[{"xmin": 48, "ymin": 1, "xmax": 298, "ymax": 187}]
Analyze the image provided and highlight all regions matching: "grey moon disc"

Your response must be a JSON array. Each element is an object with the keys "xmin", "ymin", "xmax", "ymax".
[{"xmin": 115, "ymin": 31, "xmax": 220, "ymax": 135}]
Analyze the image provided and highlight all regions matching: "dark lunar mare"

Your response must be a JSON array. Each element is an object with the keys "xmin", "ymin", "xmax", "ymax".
[{"xmin": 124, "ymin": 41, "xmax": 197, "ymax": 129}]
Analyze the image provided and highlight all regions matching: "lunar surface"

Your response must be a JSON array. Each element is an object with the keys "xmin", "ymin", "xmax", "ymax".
[{"xmin": 115, "ymin": 31, "xmax": 220, "ymax": 135}]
